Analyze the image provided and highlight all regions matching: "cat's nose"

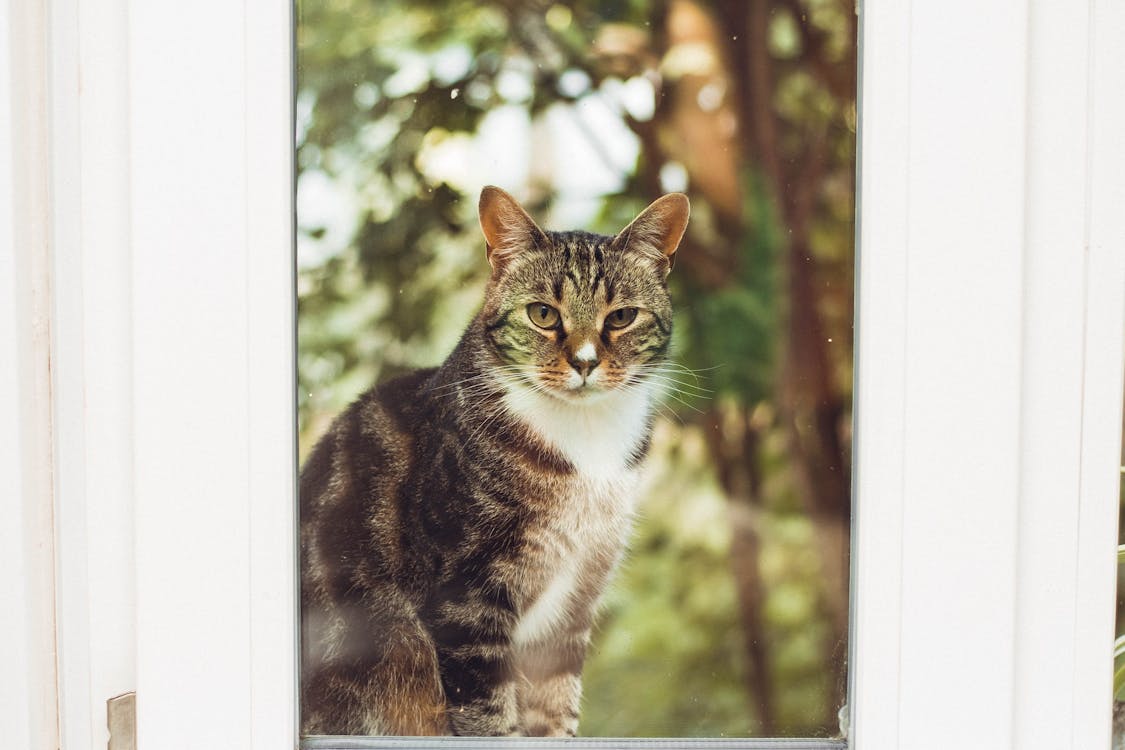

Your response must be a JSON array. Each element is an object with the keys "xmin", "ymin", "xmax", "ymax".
[
  {"xmin": 568, "ymin": 357, "xmax": 601, "ymax": 377},
  {"xmin": 568, "ymin": 340, "xmax": 600, "ymax": 377}
]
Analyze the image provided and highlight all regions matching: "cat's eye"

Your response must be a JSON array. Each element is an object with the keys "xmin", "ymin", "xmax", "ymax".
[
  {"xmin": 604, "ymin": 307, "xmax": 639, "ymax": 330},
  {"xmin": 527, "ymin": 303, "xmax": 561, "ymax": 329}
]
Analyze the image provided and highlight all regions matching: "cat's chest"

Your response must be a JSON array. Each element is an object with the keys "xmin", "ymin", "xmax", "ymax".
[
  {"xmin": 510, "ymin": 475, "xmax": 637, "ymax": 647},
  {"xmin": 501, "ymin": 381, "xmax": 653, "ymax": 481},
  {"xmin": 499, "ymin": 382, "xmax": 653, "ymax": 645}
]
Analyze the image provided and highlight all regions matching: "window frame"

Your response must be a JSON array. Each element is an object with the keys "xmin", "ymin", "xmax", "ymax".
[
  {"xmin": 1, "ymin": 1, "xmax": 1123, "ymax": 749},
  {"xmin": 851, "ymin": 3, "xmax": 1125, "ymax": 748}
]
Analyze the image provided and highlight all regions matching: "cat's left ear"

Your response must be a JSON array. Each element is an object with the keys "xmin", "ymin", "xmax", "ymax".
[
  {"xmin": 615, "ymin": 193, "xmax": 690, "ymax": 273},
  {"xmin": 478, "ymin": 186, "xmax": 549, "ymax": 273}
]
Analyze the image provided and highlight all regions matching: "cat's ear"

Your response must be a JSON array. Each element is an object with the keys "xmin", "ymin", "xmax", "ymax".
[
  {"xmin": 615, "ymin": 193, "xmax": 690, "ymax": 273},
  {"xmin": 478, "ymin": 186, "xmax": 548, "ymax": 273}
]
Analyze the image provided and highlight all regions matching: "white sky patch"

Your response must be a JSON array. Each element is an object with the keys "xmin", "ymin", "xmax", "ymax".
[
  {"xmin": 545, "ymin": 95, "xmax": 639, "ymax": 198},
  {"xmin": 696, "ymin": 80, "xmax": 726, "ymax": 113},
  {"xmin": 660, "ymin": 161, "xmax": 689, "ymax": 193},
  {"xmin": 297, "ymin": 168, "xmax": 359, "ymax": 269},
  {"xmin": 382, "ymin": 52, "xmax": 430, "ymax": 97},
  {"xmin": 611, "ymin": 76, "xmax": 657, "ymax": 122},
  {"xmin": 416, "ymin": 129, "xmax": 478, "ymax": 190},
  {"xmin": 299, "ymin": 75, "xmax": 645, "ymax": 270},
  {"xmin": 471, "ymin": 105, "xmax": 533, "ymax": 192},
  {"xmin": 558, "ymin": 68, "xmax": 592, "ymax": 98},
  {"xmin": 496, "ymin": 66, "xmax": 534, "ymax": 104},
  {"xmin": 415, "ymin": 105, "xmax": 539, "ymax": 200},
  {"xmin": 431, "ymin": 44, "xmax": 473, "ymax": 85},
  {"xmin": 295, "ymin": 90, "xmax": 316, "ymax": 146},
  {"xmin": 353, "ymin": 81, "xmax": 379, "ymax": 110}
]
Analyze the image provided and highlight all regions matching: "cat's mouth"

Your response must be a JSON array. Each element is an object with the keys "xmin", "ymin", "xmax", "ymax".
[
  {"xmin": 537, "ymin": 370, "xmax": 621, "ymax": 403},
  {"xmin": 565, "ymin": 381, "xmax": 601, "ymax": 397},
  {"xmin": 549, "ymin": 385, "xmax": 612, "ymax": 404}
]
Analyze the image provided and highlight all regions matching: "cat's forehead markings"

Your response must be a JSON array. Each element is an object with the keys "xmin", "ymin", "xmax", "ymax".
[{"xmin": 557, "ymin": 235, "xmax": 612, "ymax": 299}]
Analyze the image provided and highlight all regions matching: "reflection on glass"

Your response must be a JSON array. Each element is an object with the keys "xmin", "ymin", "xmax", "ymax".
[{"xmin": 297, "ymin": 0, "xmax": 856, "ymax": 738}]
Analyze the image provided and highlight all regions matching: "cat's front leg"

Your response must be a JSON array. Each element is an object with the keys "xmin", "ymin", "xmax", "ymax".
[
  {"xmin": 431, "ymin": 599, "xmax": 520, "ymax": 736},
  {"xmin": 513, "ymin": 628, "xmax": 589, "ymax": 737}
]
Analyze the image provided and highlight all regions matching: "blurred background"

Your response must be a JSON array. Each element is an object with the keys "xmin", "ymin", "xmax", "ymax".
[{"xmin": 296, "ymin": 0, "xmax": 856, "ymax": 737}]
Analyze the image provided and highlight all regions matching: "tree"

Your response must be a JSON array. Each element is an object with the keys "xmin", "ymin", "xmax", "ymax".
[{"xmin": 296, "ymin": 0, "xmax": 856, "ymax": 736}]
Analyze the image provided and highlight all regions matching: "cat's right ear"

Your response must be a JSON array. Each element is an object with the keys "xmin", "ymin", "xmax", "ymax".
[{"xmin": 479, "ymin": 186, "xmax": 547, "ymax": 273}]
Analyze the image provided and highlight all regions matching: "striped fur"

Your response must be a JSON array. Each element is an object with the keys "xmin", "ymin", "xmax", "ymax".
[{"xmin": 300, "ymin": 188, "xmax": 689, "ymax": 736}]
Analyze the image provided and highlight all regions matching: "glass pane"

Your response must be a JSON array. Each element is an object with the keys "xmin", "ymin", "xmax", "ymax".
[
  {"xmin": 1113, "ymin": 396, "xmax": 1125, "ymax": 748},
  {"xmin": 296, "ymin": 0, "xmax": 856, "ymax": 740}
]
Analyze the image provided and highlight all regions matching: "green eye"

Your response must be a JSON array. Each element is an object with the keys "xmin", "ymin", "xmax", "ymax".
[
  {"xmin": 605, "ymin": 307, "xmax": 639, "ymax": 329},
  {"xmin": 527, "ymin": 303, "xmax": 560, "ymax": 329}
]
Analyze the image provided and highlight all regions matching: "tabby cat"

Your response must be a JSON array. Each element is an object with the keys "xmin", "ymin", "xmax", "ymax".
[{"xmin": 300, "ymin": 186, "xmax": 690, "ymax": 736}]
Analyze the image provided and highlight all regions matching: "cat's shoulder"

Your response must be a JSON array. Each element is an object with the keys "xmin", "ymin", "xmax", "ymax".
[
  {"xmin": 301, "ymin": 367, "xmax": 443, "ymax": 489},
  {"xmin": 364, "ymin": 367, "xmax": 440, "ymax": 403},
  {"xmin": 316, "ymin": 367, "xmax": 441, "ymax": 440}
]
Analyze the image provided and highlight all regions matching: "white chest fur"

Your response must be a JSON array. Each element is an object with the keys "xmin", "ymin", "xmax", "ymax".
[
  {"xmin": 501, "ymin": 380, "xmax": 654, "ymax": 481},
  {"xmin": 510, "ymin": 475, "xmax": 636, "ymax": 647},
  {"xmin": 502, "ymin": 382, "xmax": 652, "ymax": 646}
]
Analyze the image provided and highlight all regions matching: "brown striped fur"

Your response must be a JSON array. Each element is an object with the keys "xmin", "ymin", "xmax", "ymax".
[{"xmin": 300, "ymin": 187, "xmax": 689, "ymax": 736}]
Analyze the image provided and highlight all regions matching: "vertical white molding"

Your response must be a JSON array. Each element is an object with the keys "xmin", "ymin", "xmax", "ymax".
[
  {"xmin": 130, "ymin": 0, "xmax": 250, "ymax": 744},
  {"xmin": 849, "ymin": 1, "xmax": 910, "ymax": 747},
  {"xmin": 0, "ymin": 1, "xmax": 60, "ymax": 749},
  {"xmin": 1072, "ymin": 1, "xmax": 1125, "ymax": 746},
  {"xmin": 1011, "ymin": 1, "xmax": 1091, "ymax": 748},
  {"xmin": 855, "ymin": 0, "xmax": 1030, "ymax": 747},
  {"xmin": 48, "ymin": 0, "xmax": 96, "ymax": 745},
  {"xmin": 855, "ymin": 1, "xmax": 1125, "ymax": 748},
  {"xmin": 46, "ymin": 0, "xmax": 137, "ymax": 747},
  {"xmin": 130, "ymin": 0, "xmax": 295, "ymax": 746},
  {"xmin": 74, "ymin": 0, "xmax": 138, "ymax": 738},
  {"xmin": 897, "ymin": 0, "xmax": 1029, "ymax": 732},
  {"xmin": 245, "ymin": 0, "xmax": 298, "ymax": 745}
]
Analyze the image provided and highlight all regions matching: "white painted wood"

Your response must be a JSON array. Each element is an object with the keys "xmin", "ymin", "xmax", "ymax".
[
  {"xmin": 244, "ymin": 0, "xmax": 299, "ymax": 746},
  {"xmin": 899, "ymin": 0, "xmax": 1028, "ymax": 731},
  {"xmin": 5, "ymin": 0, "xmax": 1121, "ymax": 746},
  {"xmin": 904, "ymin": 1, "xmax": 1026, "ymax": 747},
  {"xmin": 848, "ymin": 1, "xmax": 910, "ymax": 747},
  {"xmin": 1072, "ymin": 2, "xmax": 1125, "ymax": 746},
  {"xmin": 853, "ymin": 1, "xmax": 1125, "ymax": 749},
  {"xmin": 1011, "ymin": 2, "xmax": 1091, "ymax": 747},
  {"xmin": 129, "ymin": 0, "xmax": 251, "ymax": 741},
  {"xmin": 46, "ymin": 0, "xmax": 138, "ymax": 748},
  {"xmin": 50, "ymin": 0, "xmax": 96, "ymax": 745},
  {"xmin": 129, "ymin": 0, "xmax": 295, "ymax": 746},
  {"xmin": 0, "ymin": 1, "xmax": 60, "ymax": 749},
  {"xmin": 74, "ymin": 0, "xmax": 139, "ymax": 739}
]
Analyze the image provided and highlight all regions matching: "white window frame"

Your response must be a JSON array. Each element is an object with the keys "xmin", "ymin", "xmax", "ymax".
[
  {"xmin": 852, "ymin": 3, "xmax": 1125, "ymax": 749},
  {"xmin": 1, "ymin": 1, "xmax": 1123, "ymax": 749}
]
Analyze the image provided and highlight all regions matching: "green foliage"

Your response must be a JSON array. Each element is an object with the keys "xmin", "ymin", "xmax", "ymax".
[
  {"xmin": 675, "ymin": 173, "xmax": 781, "ymax": 406},
  {"xmin": 297, "ymin": 0, "xmax": 855, "ymax": 736}
]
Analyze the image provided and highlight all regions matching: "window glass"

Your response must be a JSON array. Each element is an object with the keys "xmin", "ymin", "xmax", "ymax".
[
  {"xmin": 1113, "ymin": 400, "xmax": 1125, "ymax": 748},
  {"xmin": 296, "ymin": 0, "xmax": 856, "ymax": 739}
]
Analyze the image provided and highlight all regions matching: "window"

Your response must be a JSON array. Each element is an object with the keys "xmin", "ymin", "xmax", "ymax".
[
  {"xmin": 1, "ymin": 2, "xmax": 1122, "ymax": 749},
  {"xmin": 296, "ymin": 0, "xmax": 855, "ymax": 741}
]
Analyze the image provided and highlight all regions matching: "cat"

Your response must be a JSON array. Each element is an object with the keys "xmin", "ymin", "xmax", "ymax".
[{"xmin": 299, "ymin": 186, "xmax": 690, "ymax": 737}]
